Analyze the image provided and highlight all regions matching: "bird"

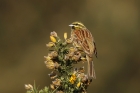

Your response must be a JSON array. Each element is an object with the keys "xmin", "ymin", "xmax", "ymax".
[{"xmin": 69, "ymin": 21, "xmax": 97, "ymax": 78}]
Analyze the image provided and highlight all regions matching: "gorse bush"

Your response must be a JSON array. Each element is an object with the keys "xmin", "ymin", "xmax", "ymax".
[{"xmin": 25, "ymin": 31, "xmax": 94, "ymax": 93}]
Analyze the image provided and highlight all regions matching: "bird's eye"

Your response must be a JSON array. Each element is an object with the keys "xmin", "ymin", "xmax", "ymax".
[{"xmin": 72, "ymin": 26, "xmax": 75, "ymax": 29}]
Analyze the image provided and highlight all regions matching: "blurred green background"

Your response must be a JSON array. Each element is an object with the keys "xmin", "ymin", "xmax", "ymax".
[{"xmin": 0, "ymin": 0, "xmax": 140, "ymax": 93}]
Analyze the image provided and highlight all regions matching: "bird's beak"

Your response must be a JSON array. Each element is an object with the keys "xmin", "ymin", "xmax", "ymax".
[{"xmin": 69, "ymin": 24, "xmax": 74, "ymax": 27}]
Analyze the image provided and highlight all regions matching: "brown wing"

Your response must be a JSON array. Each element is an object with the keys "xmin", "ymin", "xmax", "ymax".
[{"xmin": 73, "ymin": 28, "xmax": 95, "ymax": 56}]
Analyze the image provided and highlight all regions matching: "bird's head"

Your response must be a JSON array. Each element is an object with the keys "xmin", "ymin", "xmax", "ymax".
[{"xmin": 69, "ymin": 22, "xmax": 86, "ymax": 30}]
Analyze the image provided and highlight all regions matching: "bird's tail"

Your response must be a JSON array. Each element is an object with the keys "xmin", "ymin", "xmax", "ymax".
[{"xmin": 86, "ymin": 55, "xmax": 96, "ymax": 79}]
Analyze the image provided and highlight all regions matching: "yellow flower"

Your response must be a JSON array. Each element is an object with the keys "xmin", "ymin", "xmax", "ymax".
[
  {"xmin": 77, "ymin": 82, "xmax": 81, "ymax": 88},
  {"xmin": 45, "ymin": 60, "xmax": 60, "ymax": 69},
  {"xmin": 66, "ymin": 38, "xmax": 72, "ymax": 43},
  {"xmin": 50, "ymin": 31, "xmax": 57, "ymax": 37},
  {"xmin": 50, "ymin": 84, "xmax": 55, "ymax": 90},
  {"xmin": 64, "ymin": 32, "xmax": 67, "ymax": 39},
  {"xmin": 69, "ymin": 73, "xmax": 76, "ymax": 84},
  {"xmin": 45, "ymin": 60, "xmax": 55, "ymax": 69},
  {"xmin": 80, "ymin": 57, "xmax": 87, "ymax": 63},
  {"xmin": 50, "ymin": 36, "xmax": 56, "ymax": 43},
  {"xmin": 50, "ymin": 51, "xmax": 58, "ymax": 58},
  {"xmin": 25, "ymin": 84, "xmax": 33, "ymax": 90},
  {"xmin": 81, "ymin": 57, "xmax": 86, "ymax": 61},
  {"xmin": 69, "ymin": 47, "xmax": 77, "ymax": 53},
  {"xmin": 52, "ymin": 79, "xmax": 61, "ymax": 86},
  {"xmin": 44, "ymin": 56, "xmax": 51, "ymax": 61},
  {"xmin": 46, "ymin": 42, "xmax": 55, "ymax": 47}
]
